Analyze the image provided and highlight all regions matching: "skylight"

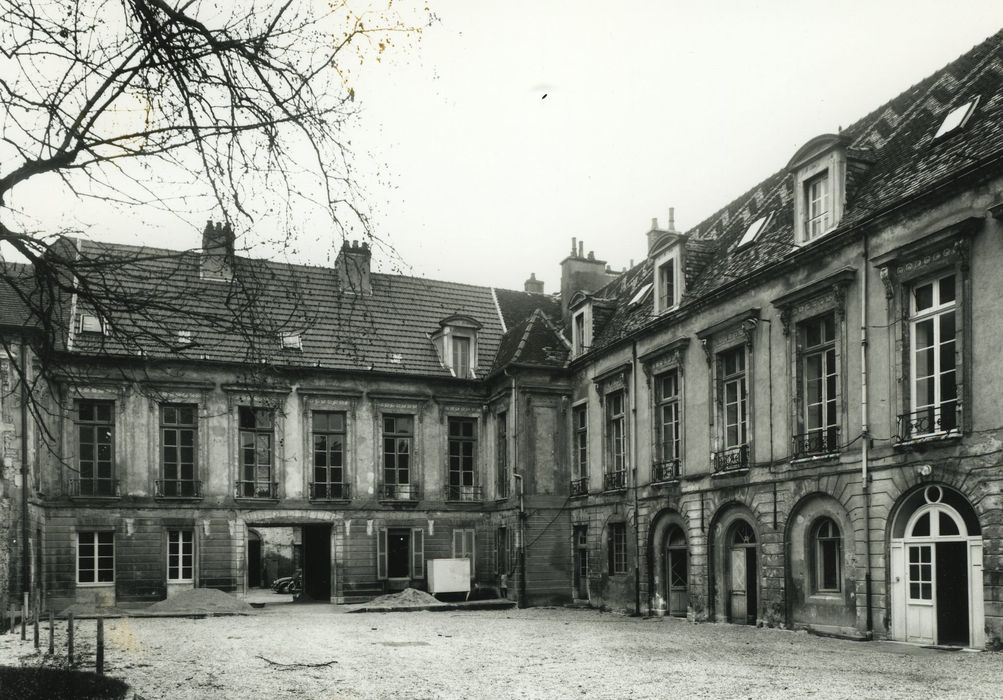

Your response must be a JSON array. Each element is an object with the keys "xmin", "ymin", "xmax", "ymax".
[
  {"xmin": 738, "ymin": 213, "xmax": 772, "ymax": 248},
  {"xmin": 280, "ymin": 332, "xmax": 303, "ymax": 350},
  {"xmin": 934, "ymin": 96, "xmax": 979, "ymax": 139},
  {"xmin": 629, "ymin": 282, "xmax": 653, "ymax": 307}
]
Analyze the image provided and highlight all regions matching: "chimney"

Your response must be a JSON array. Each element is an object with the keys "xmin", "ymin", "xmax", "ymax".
[
  {"xmin": 560, "ymin": 239, "xmax": 617, "ymax": 319},
  {"xmin": 524, "ymin": 273, "xmax": 544, "ymax": 294},
  {"xmin": 335, "ymin": 239, "xmax": 372, "ymax": 295},
  {"xmin": 200, "ymin": 219, "xmax": 235, "ymax": 281},
  {"xmin": 668, "ymin": 207, "xmax": 676, "ymax": 232},
  {"xmin": 647, "ymin": 207, "xmax": 680, "ymax": 254}
]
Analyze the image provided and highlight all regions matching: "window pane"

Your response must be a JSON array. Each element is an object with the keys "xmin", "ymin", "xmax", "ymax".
[
  {"xmin": 914, "ymin": 283, "xmax": 933, "ymax": 311},
  {"xmin": 939, "ymin": 512, "xmax": 960, "ymax": 536},
  {"xmin": 939, "ymin": 274, "xmax": 956, "ymax": 303}
]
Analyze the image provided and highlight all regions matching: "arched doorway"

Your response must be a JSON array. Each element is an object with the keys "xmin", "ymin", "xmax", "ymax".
[
  {"xmin": 727, "ymin": 521, "xmax": 758, "ymax": 625},
  {"xmin": 890, "ymin": 485, "xmax": 984, "ymax": 647},
  {"xmin": 664, "ymin": 527, "xmax": 688, "ymax": 617}
]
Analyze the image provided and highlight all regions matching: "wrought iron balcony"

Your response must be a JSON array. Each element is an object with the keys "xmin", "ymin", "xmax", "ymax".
[
  {"xmin": 309, "ymin": 482, "xmax": 350, "ymax": 501},
  {"xmin": 603, "ymin": 470, "xmax": 627, "ymax": 492},
  {"xmin": 444, "ymin": 485, "xmax": 483, "ymax": 502},
  {"xmin": 897, "ymin": 404, "xmax": 960, "ymax": 441},
  {"xmin": 713, "ymin": 445, "xmax": 749, "ymax": 473},
  {"xmin": 68, "ymin": 478, "xmax": 119, "ymax": 498},
  {"xmin": 570, "ymin": 477, "xmax": 589, "ymax": 497},
  {"xmin": 792, "ymin": 426, "xmax": 841, "ymax": 459},
  {"xmin": 155, "ymin": 479, "xmax": 203, "ymax": 499},
  {"xmin": 234, "ymin": 481, "xmax": 278, "ymax": 499},
  {"xmin": 652, "ymin": 459, "xmax": 681, "ymax": 482},
  {"xmin": 380, "ymin": 483, "xmax": 421, "ymax": 501}
]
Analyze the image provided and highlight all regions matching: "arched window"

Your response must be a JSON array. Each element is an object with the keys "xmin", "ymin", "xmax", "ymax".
[
  {"xmin": 732, "ymin": 521, "xmax": 756, "ymax": 544},
  {"xmin": 812, "ymin": 517, "xmax": 841, "ymax": 593}
]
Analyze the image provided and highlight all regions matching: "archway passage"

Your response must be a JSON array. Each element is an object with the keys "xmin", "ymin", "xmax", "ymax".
[
  {"xmin": 727, "ymin": 521, "xmax": 758, "ymax": 625},
  {"xmin": 890, "ymin": 485, "xmax": 984, "ymax": 648},
  {"xmin": 301, "ymin": 524, "xmax": 332, "ymax": 601},
  {"xmin": 664, "ymin": 527, "xmax": 688, "ymax": 617}
]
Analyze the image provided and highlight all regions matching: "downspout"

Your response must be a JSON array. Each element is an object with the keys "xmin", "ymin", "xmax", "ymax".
[
  {"xmin": 505, "ymin": 369, "xmax": 527, "ymax": 609},
  {"xmin": 20, "ymin": 336, "xmax": 30, "ymax": 599},
  {"xmin": 861, "ymin": 237, "xmax": 873, "ymax": 637},
  {"xmin": 631, "ymin": 341, "xmax": 641, "ymax": 616}
]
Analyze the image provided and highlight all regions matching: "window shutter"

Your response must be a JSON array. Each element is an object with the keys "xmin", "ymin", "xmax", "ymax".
[
  {"xmin": 465, "ymin": 530, "xmax": 476, "ymax": 577},
  {"xmin": 607, "ymin": 529, "xmax": 614, "ymax": 575},
  {"xmin": 411, "ymin": 528, "xmax": 424, "ymax": 579},
  {"xmin": 452, "ymin": 529, "xmax": 462, "ymax": 558},
  {"xmin": 377, "ymin": 528, "xmax": 387, "ymax": 580}
]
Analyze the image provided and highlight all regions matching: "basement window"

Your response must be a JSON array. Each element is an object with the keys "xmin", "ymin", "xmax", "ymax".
[
  {"xmin": 738, "ymin": 213, "xmax": 772, "ymax": 248},
  {"xmin": 934, "ymin": 96, "xmax": 979, "ymax": 139}
]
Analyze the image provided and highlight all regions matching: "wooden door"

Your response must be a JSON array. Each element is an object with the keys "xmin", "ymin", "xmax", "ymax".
[{"xmin": 729, "ymin": 547, "xmax": 747, "ymax": 623}]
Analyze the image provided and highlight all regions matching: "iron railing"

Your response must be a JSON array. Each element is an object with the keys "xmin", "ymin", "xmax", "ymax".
[
  {"xmin": 713, "ymin": 444, "xmax": 749, "ymax": 473},
  {"xmin": 234, "ymin": 481, "xmax": 278, "ymax": 499},
  {"xmin": 603, "ymin": 470, "xmax": 627, "ymax": 491},
  {"xmin": 897, "ymin": 403, "xmax": 960, "ymax": 440},
  {"xmin": 309, "ymin": 482, "xmax": 351, "ymax": 501},
  {"xmin": 444, "ymin": 485, "xmax": 483, "ymax": 502},
  {"xmin": 792, "ymin": 426, "xmax": 841, "ymax": 459},
  {"xmin": 652, "ymin": 459, "xmax": 681, "ymax": 482},
  {"xmin": 68, "ymin": 478, "xmax": 119, "ymax": 498},
  {"xmin": 380, "ymin": 483, "xmax": 421, "ymax": 501},
  {"xmin": 570, "ymin": 477, "xmax": 589, "ymax": 497},
  {"xmin": 155, "ymin": 479, "xmax": 203, "ymax": 498}
]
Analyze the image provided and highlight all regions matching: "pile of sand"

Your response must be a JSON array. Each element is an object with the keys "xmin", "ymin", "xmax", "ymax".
[
  {"xmin": 145, "ymin": 588, "xmax": 254, "ymax": 615},
  {"xmin": 364, "ymin": 588, "xmax": 440, "ymax": 609}
]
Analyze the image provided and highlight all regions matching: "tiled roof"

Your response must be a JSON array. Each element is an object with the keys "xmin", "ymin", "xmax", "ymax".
[
  {"xmin": 587, "ymin": 29, "xmax": 1003, "ymax": 352},
  {"xmin": 492, "ymin": 309, "xmax": 569, "ymax": 372},
  {"xmin": 494, "ymin": 288, "xmax": 562, "ymax": 329},
  {"xmin": 0, "ymin": 261, "xmax": 37, "ymax": 329},
  {"xmin": 65, "ymin": 240, "xmax": 551, "ymax": 379}
]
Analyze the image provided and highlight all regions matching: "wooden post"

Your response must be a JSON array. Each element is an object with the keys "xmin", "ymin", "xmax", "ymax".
[
  {"xmin": 33, "ymin": 608, "xmax": 39, "ymax": 649},
  {"xmin": 67, "ymin": 612, "xmax": 74, "ymax": 666},
  {"xmin": 48, "ymin": 611, "xmax": 54, "ymax": 655},
  {"xmin": 21, "ymin": 593, "xmax": 27, "ymax": 640},
  {"xmin": 8, "ymin": 605, "xmax": 15, "ymax": 635},
  {"xmin": 96, "ymin": 617, "xmax": 104, "ymax": 675}
]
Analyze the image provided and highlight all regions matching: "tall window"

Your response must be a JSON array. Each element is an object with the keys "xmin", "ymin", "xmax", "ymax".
[
  {"xmin": 453, "ymin": 336, "xmax": 471, "ymax": 377},
  {"xmin": 812, "ymin": 518, "xmax": 841, "ymax": 593},
  {"xmin": 312, "ymin": 411, "xmax": 347, "ymax": 499},
  {"xmin": 797, "ymin": 314, "xmax": 838, "ymax": 456},
  {"xmin": 604, "ymin": 391, "xmax": 626, "ymax": 489},
  {"xmin": 573, "ymin": 405, "xmax": 588, "ymax": 480},
  {"xmin": 76, "ymin": 400, "xmax": 115, "ymax": 496},
  {"xmin": 909, "ymin": 272, "xmax": 958, "ymax": 435},
  {"xmin": 804, "ymin": 170, "xmax": 830, "ymax": 240},
  {"xmin": 167, "ymin": 530, "xmax": 194, "ymax": 582},
  {"xmin": 383, "ymin": 415, "xmax": 414, "ymax": 496},
  {"xmin": 496, "ymin": 412, "xmax": 509, "ymax": 498},
  {"xmin": 656, "ymin": 370, "xmax": 681, "ymax": 477},
  {"xmin": 573, "ymin": 312, "xmax": 586, "ymax": 355},
  {"xmin": 238, "ymin": 407, "xmax": 275, "ymax": 498},
  {"xmin": 77, "ymin": 531, "xmax": 114, "ymax": 584},
  {"xmin": 658, "ymin": 259, "xmax": 676, "ymax": 310},
  {"xmin": 452, "ymin": 528, "xmax": 476, "ymax": 577},
  {"xmin": 608, "ymin": 523, "xmax": 627, "ymax": 575},
  {"xmin": 448, "ymin": 418, "xmax": 477, "ymax": 500},
  {"xmin": 496, "ymin": 527, "xmax": 510, "ymax": 574},
  {"xmin": 719, "ymin": 347, "xmax": 747, "ymax": 450},
  {"xmin": 160, "ymin": 404, "xmax": 198, "ymax": 497}
]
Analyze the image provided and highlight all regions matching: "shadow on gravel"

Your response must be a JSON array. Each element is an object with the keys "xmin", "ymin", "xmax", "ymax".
[{"xmin": 0, "ymin": 666, "xmax": 129, "ymax": 699}]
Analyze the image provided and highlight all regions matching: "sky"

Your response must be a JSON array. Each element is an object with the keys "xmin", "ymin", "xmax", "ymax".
[{"xmin": 6, "ymin": 1, "xmax": 1003, "ymax": 293}]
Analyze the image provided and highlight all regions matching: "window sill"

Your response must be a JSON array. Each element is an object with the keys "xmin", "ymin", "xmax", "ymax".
[
  {"xmin": 234, "ymin": 496, "xmax": 280, "ymax": 504},
  {"xmin": 711, "ymin": 467, "xmax": 749, "ymax": 479},
  {"xmin": 68, "ymin": 494, "xmax": 121, "ymax": 502},
  {"xmin": 806, "ymin": 591, "xmax": 843, "ymax": 602},
  {"xmin": 569, "ymin": 492, "xmax": 590, "ymax": 499},
  {"xmin": 154, "ymin": 494, "xmax": 204, "ymax": 502},
  {"xmin": 76, "ymin": 582, "xmax": 115, "ymax": 588},
  {"xmin": 790, "ymin": 452, "xmax": 841, "ymax": 466},
  {"xmin": 651, "ymin": 478, "xmax": 681, "ymax": 487},
  {"xmin": 894, "ymin": 431, "xmax": 962, "ymax": 449},
  {"xmin": 309, "ymin": 497, "xmax": 351, "ymax": 504}
]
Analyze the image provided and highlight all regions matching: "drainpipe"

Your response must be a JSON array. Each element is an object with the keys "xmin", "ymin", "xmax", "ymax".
[
  {"xmin": 20, "ymin": 336, "xmax": 30, "ymax": 600},
  {"xmin": 506, "ymin": 369, "xmax": 527, "ymax": 609},
  {"xmin": 631, "ymin": 341, "xmax": 641, "ymax": 617},
  {"xmin": 861, "ymin": 238, "xmax": 873, "ymax": 637}
]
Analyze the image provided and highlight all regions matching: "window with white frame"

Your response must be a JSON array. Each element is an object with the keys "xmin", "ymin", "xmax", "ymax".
[
  {"xmin": 908, "ymin": 272, "xmax": 958, "ymax": 436},
  {"xmin": 382, "ymin": 415, "xmax": 416, "ymax": 498},
  {"xmin": 657, "ymin": 258, "xmax": 676, "ymax": 311},
  {"xmin": 804, "ymin": 170, "xmax": 831, "ymax": 240},
  {"xmin": 811, "ymin": 518, "xmax": 840, "ymax": 593},
  {"xmin": 77, "ymin": 531, "xmax": 114, "ymax": 584},
  {"xmin": 573, "ymin": 310, "xmax": 588, "ymax": 356},
  {"xmin": 656, "ymin": 369, "xmax": 681, "ymax": 479},
  {"xmin": 573, "ymin": 405, "xmax": 588, "ymax": 481},
  {"xmin": 447, "ymin": 417, "xmax": 477, "ymax": 500},
  {"xmin": 167, "ymin": 530, "xmax": 194, "ymax": 582},
  {"xmin": 796, "ymin": 314, "xmax": 839, "ymax": 457},
  {"xmin": 160, "ymin": 403, "xmax": 198, "ymax": 497},
  {"xmin": 238, "ymin": 407, "xmax": 275, "ymax": 498},
  {"xmin": 452, "ymin": 528, "xmax": 476, "ymax": 577},
  {"xmin": 608, "ymin": 523, "xmax": 627, "ymax": 575},
  {"xmin": 604, "ymin": 390, "xmax": 626, "ymax": 489},
  {"xmin": 452, "ymin": 335, "xmax": 472, "ymax": 377},
  {"xmin": 719, "ymin": 347, "xmax": 748, "ymax": 451},
  {"xmin": 312, "ymin": 411, "xmax": 347, "ymax": 500}
]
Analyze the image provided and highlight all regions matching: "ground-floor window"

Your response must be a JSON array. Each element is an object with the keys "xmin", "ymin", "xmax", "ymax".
[
  {"xmin": 812, "ymin": 518, "xmax": 841, "ymax": 592},
  {"xmin": 167, "ymin": 530, "xmax": 194, "ymax": 582},
  {"xmin": 453, "ymin": 528, "xmax": 476, "ymax": 577},
  {"xmin": 78, "ymin": 531, "xmax": 114, "ymax": 584},
  {"xmin": 608, "ymin": 523, "xmax": 627, "ymax": 575}
]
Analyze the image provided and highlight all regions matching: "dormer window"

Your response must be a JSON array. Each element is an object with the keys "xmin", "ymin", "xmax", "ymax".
[
  {"xmin": 79, "ymin": 313, "xmax": 105, "ymax": 334},
  {"xmin": 804, "ymin": 171, "xmax": 831, "ymax": 240},
  {"xmin": 658, "ymin": 260, "xmax": 675, "ymax": 310},
  {"xmin": 280, "ymin": 332, "xmax": 303, "ymax": 351},
  {"xmin": 934, "ymin": 96, "xmax": 979, "ymax": 140},
  {"xmin": 431, "ymin": 314, "xmax": 481, "ymax": 378},
  {"xmin": 570, "ymin": 294, "xmax": 592, "ymax": 358}
]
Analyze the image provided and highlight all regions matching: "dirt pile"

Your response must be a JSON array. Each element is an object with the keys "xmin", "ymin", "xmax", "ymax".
[
  {"xmin": 364, "ymin": 588, "xmax": 440, "ymax": 609},
  {"xmin": 145, "ymin": 588, "xmax": 254, "ymax": 615}
]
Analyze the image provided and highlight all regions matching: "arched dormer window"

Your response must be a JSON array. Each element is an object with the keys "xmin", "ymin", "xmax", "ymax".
[
  {"xmin": 788, "ymin": 134, "xmax": 850, "ymax": 245},
  {"xmin": 648, "ymin": 233, "xmax": 685, "ymax": 314},
  {"xmin": 430, "ymin": 314, "xmax": 482, "ymax": 378},
  {"xmin": 569, "ymin": 291, "xmax": 592, "ymax": 358}
]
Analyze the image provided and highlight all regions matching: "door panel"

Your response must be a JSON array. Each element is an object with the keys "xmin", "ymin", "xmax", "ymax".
[
  {"xmin": 905, "ymin": 544, "xmax": 935, "ymax": 644},
  {"xmin": 667, "ymin": 549, "xmax": 687, "ymax": 616},
  {"xmin": 935, "ymin": 541, "xmax": 968, "ymax": 646},
  {"xmin": 729, "ymin": 547, "xmax": 747, "ymax": 623}
]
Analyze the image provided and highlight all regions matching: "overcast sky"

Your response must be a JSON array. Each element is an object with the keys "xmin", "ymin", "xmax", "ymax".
[{"xmin": 7, "ymin": 1, "xmax": 1003, "ymax": 293}]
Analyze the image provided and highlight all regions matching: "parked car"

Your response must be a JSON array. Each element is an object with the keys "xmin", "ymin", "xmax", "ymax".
[{"xmin": 272, "ymin": 570, "xmax": 302, "ymax": 594}]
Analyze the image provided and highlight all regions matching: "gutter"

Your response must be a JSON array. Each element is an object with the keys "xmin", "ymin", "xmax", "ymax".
[
  {"xmin": 20, "ymin": 336, "xmax": 29, "ymax": 598},
  {"xmin": 631, "ymin": 341, "xmax": 641, "ymax": 616},
  {"xmin": 861, "ymin": 236, "xmax": 874, "ymax": 637},
  {"xmin": 504, "ymin": 368, "xmax": 527, "ymax": 609}
]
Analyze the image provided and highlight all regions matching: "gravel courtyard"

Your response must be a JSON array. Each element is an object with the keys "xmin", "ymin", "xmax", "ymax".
[{"xmin": 1, "ymin": 605, "xmax": 999, "ymax": 699}]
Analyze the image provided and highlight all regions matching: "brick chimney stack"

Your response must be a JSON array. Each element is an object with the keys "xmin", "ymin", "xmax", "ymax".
[
  {"xmin": 200, "ymin": 219, "xmax": 235, "ymax": 281},
  {"xmin": 559, "ymin": 238, "xmax": 618, "ymax": 319},
  {"xmin": 524, "ymin": 273, "xmax": 544, "ymax": 294},
  {"xmin": 335, "ymin": 239, "xmax": 372, "ymax": 295}
]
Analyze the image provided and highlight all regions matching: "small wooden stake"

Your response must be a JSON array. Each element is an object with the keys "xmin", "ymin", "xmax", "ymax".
[
  {"xmin": 48, "ymin": 611, "xmax": 54, "ymax": 655},
  {"xmin": 21, "ymin": 593, "xmax": 27, "ymax": 641},
  {"xmin": 67, "ymin": 612, "xmax": 74, "ymax": 665},
  {"xmin": 96, "ymin": 617, "xmax": 104, "ymax": 675}
]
